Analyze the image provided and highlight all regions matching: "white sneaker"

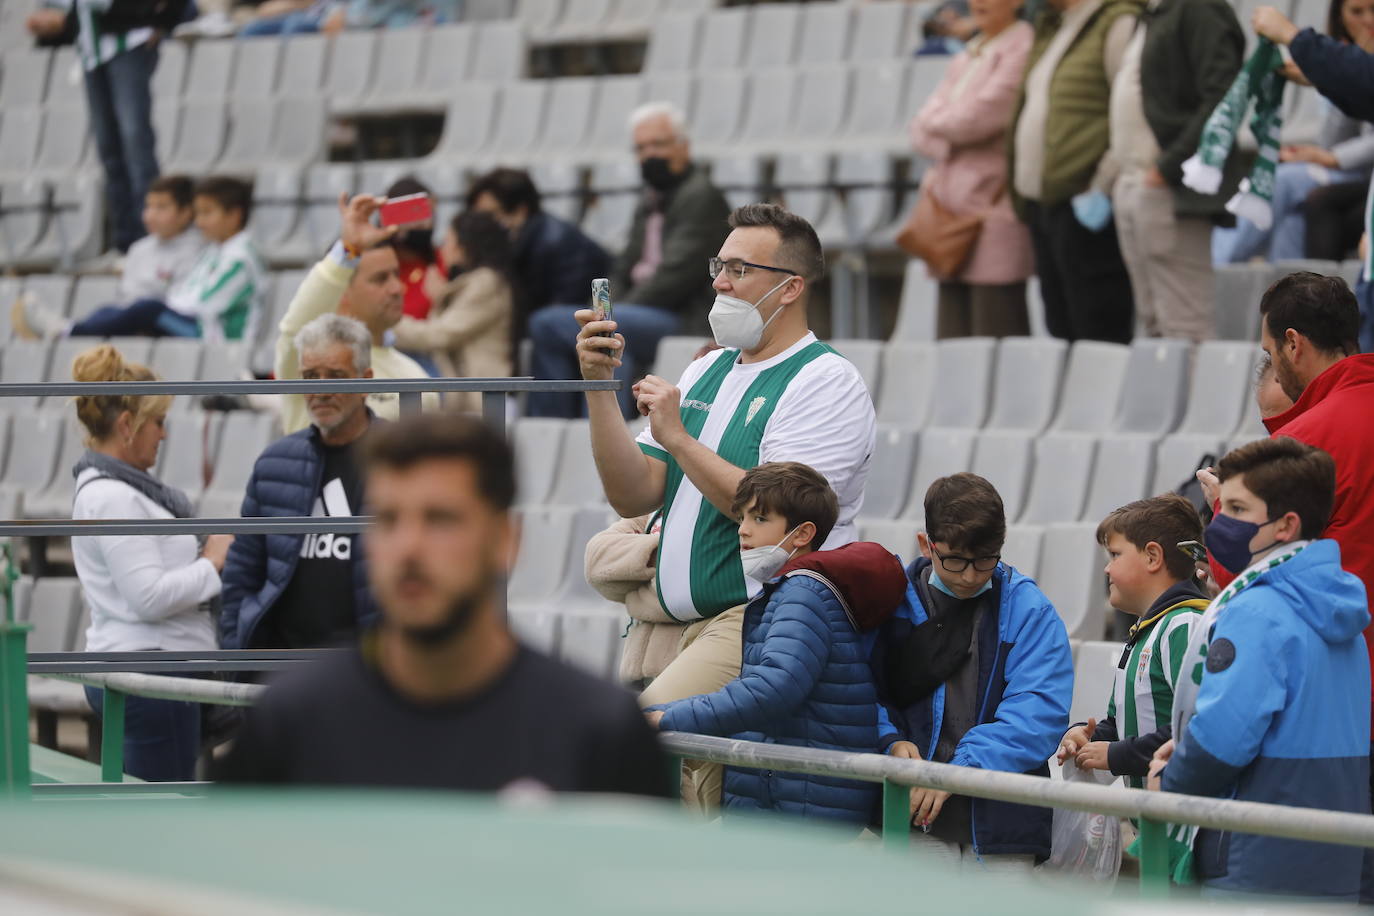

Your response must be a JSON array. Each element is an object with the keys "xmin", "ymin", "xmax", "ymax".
[
  {"xmin": 10, "ymin": 292, "xmax": 68, "ymax": 340},
  {"xmin": 174, "ymin": 12, "xmax": 236, "ymax": 37}
]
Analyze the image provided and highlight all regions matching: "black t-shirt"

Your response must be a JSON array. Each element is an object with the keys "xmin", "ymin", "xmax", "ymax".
[
  {"xmin": 253, "ymin": 443, "xmax": 363, "ymax": 650},
  {"xmin": 216, "ymin": 642, "xmax": 671, "ymax": 799}
]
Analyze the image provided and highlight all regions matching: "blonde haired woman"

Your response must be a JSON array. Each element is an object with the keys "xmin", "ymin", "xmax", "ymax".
[{"xmin": 71, "ymin": 344, "xmax": 233, "ymax": 781}]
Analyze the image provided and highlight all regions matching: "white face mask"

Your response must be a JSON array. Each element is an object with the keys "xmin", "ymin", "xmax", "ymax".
[
  {"xmin": 708, "ymin": 275, "xmax": 795, "ymax": 351},
  {"xmin": 739, "ymin": 525, "xmax": 801, "ymax": 582}
]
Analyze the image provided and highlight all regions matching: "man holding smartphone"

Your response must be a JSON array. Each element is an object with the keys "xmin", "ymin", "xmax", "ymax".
[{"xmin": 574, "ymin": 204, "xmax": 875, "ymax": 803}]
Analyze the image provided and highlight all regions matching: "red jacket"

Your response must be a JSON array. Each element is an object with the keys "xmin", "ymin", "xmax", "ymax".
[{"xmin": 1251, "ymin": 355, "xmax": 1374, "ymax": 724}]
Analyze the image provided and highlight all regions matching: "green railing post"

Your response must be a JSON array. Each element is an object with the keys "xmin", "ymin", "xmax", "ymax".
[
  {"xmin": 882, "ymin": 778, "xmax": 909, "ymax": 852},
  {"xmin": 0, "ymin": 619, "xmax": 31, "ymax": 800},
  {"xmin": 100, "ymin": 688, "xmax": 125, "ymax": 783},
  {"xmin": 1137, "ymin": 816, "xmax": 1171, "ymax": 897}
]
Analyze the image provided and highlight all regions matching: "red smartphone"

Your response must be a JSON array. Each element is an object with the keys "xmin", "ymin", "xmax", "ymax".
[{"xmin": 379, "ymin": 193, "xmax": 433, "ymax": 228}]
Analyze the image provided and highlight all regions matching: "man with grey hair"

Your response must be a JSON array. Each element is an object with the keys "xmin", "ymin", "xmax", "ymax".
[
  {"xmin": 220, "ymin": 312, "xmax": 380, "ymax": 650},
  {"xmin": 527, "ymin": 101, "xmax": 730, "ymax": 418}
]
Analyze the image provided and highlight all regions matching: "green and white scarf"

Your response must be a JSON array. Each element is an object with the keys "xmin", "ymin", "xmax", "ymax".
[
  {"xmin": 1181, "ymin": 38, "xmax": 1286, "ymax": 231},
  {"xmin": 1161, "ymin": 540, "xmax": 1308, "ymax": 885}
]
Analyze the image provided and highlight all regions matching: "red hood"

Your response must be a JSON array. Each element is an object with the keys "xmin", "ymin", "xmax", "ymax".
[
  {"xmin": 1265, "ymin": 354, "xmax": 1374, "ymax": 435},
  {"xmin": 776, "ymin": 542, "xmax": 908, "ymax": 631}
]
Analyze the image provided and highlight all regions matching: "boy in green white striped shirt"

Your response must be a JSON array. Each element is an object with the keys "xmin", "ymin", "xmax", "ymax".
[{"xmin": 1058, "ymin": 494, "xmax": 1210, "ymax": 786}]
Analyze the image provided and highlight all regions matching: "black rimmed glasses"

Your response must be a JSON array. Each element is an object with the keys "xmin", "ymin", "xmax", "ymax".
[
  {"xmin": 931, "ymin": 544, "xmax": 1001, "ymax": 574},
  {"xmin": 708, "ymin": 257, "xmax": 795, "ymax": 281}
]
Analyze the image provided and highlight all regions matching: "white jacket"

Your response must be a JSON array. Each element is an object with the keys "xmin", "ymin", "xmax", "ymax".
[{"xmin": 72, "ymin": 468, "xmax": 220, "ymax": 652}]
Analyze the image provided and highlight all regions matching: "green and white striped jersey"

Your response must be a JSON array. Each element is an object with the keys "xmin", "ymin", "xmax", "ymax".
[
  {"xmin": 166, "ymin": 230, "xmax": 267, "ymax": 343},
  {"xmin": 63, "ymin": 0, "xmax": 154, "ymax": 71},
  {"xmin": 1107, "ymin": 598, "xmax": 1208, "ymax": 790},
  {"xmin": 636, "ymin": 332, "xmax": 876, "ymax": 622}
]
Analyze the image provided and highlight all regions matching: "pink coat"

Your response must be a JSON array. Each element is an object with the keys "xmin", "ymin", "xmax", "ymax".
[{"xmin": 910, "ymin": 22, "xmax": 1035, "ymax": 286}]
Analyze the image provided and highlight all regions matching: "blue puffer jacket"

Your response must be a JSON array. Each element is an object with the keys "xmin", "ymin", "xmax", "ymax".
[
  {"xmin": 1164, "ymin": 540, "xmax": 1371, "ymax": 900},
  {"xmin": 657, "ymin": 543, "xmax": 907, "ymax": 826},
  {"xmin": 873, "ymin": 558, "xmax": 1073, "ymax": 859},
  {"xmin": 219, "ymin": 421, "xmax": 378, "ymax": 649}
]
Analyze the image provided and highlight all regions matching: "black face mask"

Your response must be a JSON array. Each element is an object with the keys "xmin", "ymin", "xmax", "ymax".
[
  {"xmin": 398, "ymin": 227, "xmax": 435, "ymax": 262},
  {"xmin": 640, "ymin": 156, "xmax": 680, "ymax": 192}
]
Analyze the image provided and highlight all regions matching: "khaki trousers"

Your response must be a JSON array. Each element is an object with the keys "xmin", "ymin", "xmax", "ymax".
[
  {"xmin": 639, "ymin": 604, "xmax": 746, "ymax": 814},
  {"xmin": 1112, "ymin": 170, "xmax": 1216, "ymax": 343}
]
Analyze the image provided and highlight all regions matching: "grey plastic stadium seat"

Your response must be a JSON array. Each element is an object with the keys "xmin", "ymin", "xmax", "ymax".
[
  {"xmin": 890, "ymin": 260, "xmax": 937, "ymax": 342},
  {"xmin": 231, "ymin": 37, "xmax": 282, "ymax": 100},
  {"xmin": 1113, "ymin": 338, "xmax": 1191, "ymax": 435},
  {"xmin": 1213, "ymin": 262, "xmax": 1275, "ymax": 342},
  {"xmin": 0, "ymin": 107, "xmax": 44, "ymax": 180},
  {"xmin": 23, "ymin": 414, "xmax": 88, "ymax": 518},
  {"xmin": 199, "ymin": 342, "xmax": 248, "ymax": 382},
  {"xmin": 22, "ymin": 274, "xmax": 74, "ymax": 316},
  {"xmin": 0, "ymin": 275, "xmax": 20, "ymax": 339},
  {"xmin": 906, "ymin": 59, "xmax": 949, "ymax": 161},
  {"xmin": 1082, "ymin": 433, "xmax": 1156, "ymax": 522},
  {"xmin": 1232, "ymin": 398, "xmax": 1269, "ymax": 442},
  {"xmin": 148, "ymin": 338, "xmax": 205, "ymax": 385},
  {"xmin": 301, "ymin": 163, "xmax": 358, "ymax": 254},
  {"xmin": 27, "ymin": 171, "xmax": 106, "ymax": 269},
  {"xmin": 1151, "ymin": 433, "xmax": 1224, "ymax": 498},
  {"xmin": 875, "ymin": 340, "xmax": 935, "ymax": 428},
  {"xmin": 1001, "ymin": 524, "xmax": 1044, "ymax": 580},
  {"xmin": 863, "ymin": 425, "xmax": 918, "ymax": 520},
  {"xmin": 155, "ymin": 410, "xmax": 212, "ymax": 505},
  {"xmin": 25, "ymin": 577, "xmax": 83, "ymax": 653},
  {"xmin": 643, "ymin": 72, "xmax": 694, "ymax": 123},
  {"xmin": 828, "ymin": 339, "xmax": 882, "ymax": 400},
  {"xmin": 733, "ymin": 68, "xmax": 796, "ymax": 153},
  {"xmin": 45, "ymin": 47, "xmax": 85, "ymax": 107},
  {"xmin": 1339, "ymin": 259, "xmax": 1364, "ymax": 287},
  {"xmin": 690, "ymin": 71, "xmax": 748, "ymax": 157},
  {"xmin": 790, "ymin": 64, "xmax": 850, "ymax": 149},
  {"xmin": 1049, "ymin": 340, "xmax": 1131, "ymax": 433},
  {"xmin": 849, "ymin": 1, "xmax": 910, "ymax": 59},
  {"xmin": 165, "ymin": 100, "xmax": 228, "ymax": 173},
  {"xmin": 583, "ymin": 75, "xmax": 644, "ymax": 161},
  {"xmin": 1037, "ymin": 522, "xmax": 1106, "ymax": 641},
  {"xmin": 0, "ymin": 413, "xmax": 16, "ymax": 482},
  {"xmin": 650, "ymin": 336, "xmax": 707, "ymax": 385},
  {"xmin": 708, "ymin": 155, "xmax": 766, "ymax": 210},
  {"xmin": 560, "ymin": 603, "xmax": 628, "ymax": 681},
  {"xmin": 971, "ymin": 430, "xmax": 1034, "ymax": 521},
  {"xmin": 424, "ymin": 84, "xmax": 500, "ymax": 162},
  {"xmin": 547, "ymin": 420, "xmax": 606, "ymax": 507},
  {"xmin": 485, "ymin": 81, "xmax": 549, "ymax": 164},
  {"xmin": 151, "ymin": 37, "xmax": 188, "ymax": 98},
  {"xmin": 798, "ymin": 1, "xmax": 852, "ymax": 63},
  {"xmin": 183, "ymin": 38, "xmax": 236, "ymax": 99},
  {"xmin": 270, "ymin": 96, "xmax": 327, "ymax": 168},
  {"xmin": 842, "ymin": 62, "xmax": 910, "ymax": 152},
  {"xmin": 509, "ymin": 506, "xmax": 575, "ymax": 612},
  {"xmin": 2, "ymin": 339, "xmax": 54, "ymax": 390},
  {"xmin": 1178, "ymin": 340, "xmax": 1259, "ymax": 435},
  {"xmin": 513, "ymin": 418, "xmax": 566, "ymax": 507},
  {"xmin": 48, "ymin": 336, "xmax": 102, "ymax": 386},
  {"xmin": 555, "ymin": 507, "xmax": 621, "ymax": 608},
  {"xmin": 986, "ymin": 337, "xmax": 1067, "ymax": 432},
  {"xmin": 549, "ymin": 0, "xmax": 618, "ymax": 41},
  {"xmin": 216, "ymin": 99, "xmax": 277, "ymax": 176},
  {"xmin": 415, "ymin": 24, "xmax": 475, "ymax": 107},
  {"xmin": 199, "ymin": 412, "xmax": 276, "ymax": 518},
  {"xmin": 0, "ymin": 411, "xmax": 63, "ymax": 510},
  {"xmin": 528, "ymin": 161, "xmax": 583, "ymax": 224},
  {"xmin": 250, "ymin": 163, "xmax": 308, "ymax": 262},
  {"xmin": 515, "ymin": 0, "xmax": 562, "ymax": 37},
  {"xmin": 152, "ymin": 99, "xmax": 179, "ymax": 166},
  {"xmin": 466, "ymin": 0, "xmax": 515, "ymax": 19},
  {"xmin": 538, "ymin": 77, "xmax": 599, "ymax": 156},
  {"xmin": 859, "ymin": 518, "xmax": 919, "ymax": 562},
  {"xmin": 747, "ymin": 3, "xmax": 801, "ymax": 68},
  {"xmin": 343, "ymin": 28, "xmax": 427, "ymax": 116},
  {"xmin": 277, "ymin": 33, "xmax": 329, "ymax": 93},
  {"xmin": 0, "ymin": 177, "xmax": 49, "ymax": 263},
  {"xmin": 1069, "ymin": 640, "xmax": 1119, "ymax": 724},
  {"xmin": 471, "ymin": 20, "xmax": 526, "ymax": 81},
  {"xmin": 1020, "ymin": 432, "xmax": 1096, "ymax": 525},
  {"xmin": 32, "ymin": 105, "xmax": 90, "ymax": 178},
  {"xmin": 643, "ymin": 11, "xmax": 702, "ymax": 71},
  {"xmin": 323, "ymin": 31, "xmax": 378, "ymax": 113},
  {"xmin": 581, "ymin": 158, "xmax": 641, "ymax": 252},
  {"xmin": 774, "ymin": 151, "xmax": 835, "ymax": 233},
  {"xmin": 831, "ymin": 150, "xmax": 896, "ymax": 246},
  {"xmin": 901, "ymin": 427, "xmax": 977, "ymax": 521},
  {"xmin": 1, "ymin": 48, "xmax": 51, "ymax": 107},
  {"xmin": 928, "ymin": 337, "xmax": 995, "ymax": 429}
]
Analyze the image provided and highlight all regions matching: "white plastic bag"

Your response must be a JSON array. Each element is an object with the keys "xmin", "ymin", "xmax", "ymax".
[{"xmin": 1042, "ymin": 760, "xmax": 1122, "ymax": 884}]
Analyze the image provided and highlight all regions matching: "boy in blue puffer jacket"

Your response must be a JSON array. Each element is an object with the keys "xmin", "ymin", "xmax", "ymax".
[
  {"xmin": 873, "ymin": 473, "xmax": 1073, "ymax": 874},
  {"xmin": 645, "ymin": 461, "xmax": 908, "ymax": 827},
  {"xmin": 1157, "ymin": 437, "xmax": 1370, "ymax": 900}
]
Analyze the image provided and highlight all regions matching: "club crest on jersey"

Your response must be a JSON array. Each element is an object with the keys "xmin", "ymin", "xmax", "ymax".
[
  {"xmin": 746, "ymin": 396, "xmax": 767, "ymax": 425},
  {"xmin": 1136, "ymin": 645, "xmax": 1152, "ymax": 682}
]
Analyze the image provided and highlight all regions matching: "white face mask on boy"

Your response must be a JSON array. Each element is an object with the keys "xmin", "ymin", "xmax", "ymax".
[
  {"xmin": 739, "ymin": 525, "xmax": 801, "ymax": 582},
  {"xmin": 708, "ymin": 275, "xmax": 795, "ymax": 350}
]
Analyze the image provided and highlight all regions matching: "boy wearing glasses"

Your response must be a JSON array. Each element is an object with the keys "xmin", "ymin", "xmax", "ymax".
[{"xmin": 873, "ymin": 473, "xmax": 1073, "ymax": 873}]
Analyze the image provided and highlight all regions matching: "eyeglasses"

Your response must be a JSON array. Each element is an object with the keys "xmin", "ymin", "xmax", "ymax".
[
  {"xmin": 931, "ymin": 545, "xmax": 1001, "ymax": 574},
  {"xmin": 708, "ymin": 257, "xmax": 795, "ymax": 281}
]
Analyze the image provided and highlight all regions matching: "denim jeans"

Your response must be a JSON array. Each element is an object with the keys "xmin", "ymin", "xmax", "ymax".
[
  {"xmin": 1212, "ymin": 161, "xmax": 1366, "ymax": 264},
  {"xmin": 1356, "ymin": 277, "xmax": 1374, "ymax": 355},
  {"xmin": 71, "ymin": 298, "xmax": 200, "ymax": 338},
  {"xmin": 85, "ymin": 685, "xmax": 201, "ymax": 781},
  {"xmin": 526, "ymin": 302, "xmax": 681, "ymax": 418},
  {"xmin": 84, "ymin": 43, "xmax": 160, "ymax": 252},
  {"xmin": 238, "ymin": 10, "xmax": 323, "ymax": 35}
]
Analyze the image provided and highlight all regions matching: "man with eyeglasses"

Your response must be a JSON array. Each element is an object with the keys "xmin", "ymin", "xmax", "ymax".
[
  {"xmin": 526, "ymin": 101, "xmax": 730, "ymax": 418},
  {"xmin": 871, "ymin": 472, "xmax": 1073, "ymax": 874},
  {"xmin": 575, "ymin": 203, "xmax": 877, "ymax": 806}
]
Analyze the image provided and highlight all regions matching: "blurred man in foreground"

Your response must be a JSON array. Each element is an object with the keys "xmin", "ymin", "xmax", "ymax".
[{"xmin": 218, "ymin": 414, "xmax": 669, "ymax": 797}]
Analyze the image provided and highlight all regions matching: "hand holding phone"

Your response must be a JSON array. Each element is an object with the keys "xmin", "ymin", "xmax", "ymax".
[
  {"xmin": 379, "ymin": 193, "xmax": 433, "ymax": 229},
  {"xmin": 592, "ymin": 278, "xmax": 613, "ymax": 357}
]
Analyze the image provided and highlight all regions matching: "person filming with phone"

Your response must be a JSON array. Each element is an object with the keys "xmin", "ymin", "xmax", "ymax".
[
  {"xmin": 276, "ymin": 193, "xmax": 440, "ymax": 434},
  {"xmin": 575, "ymin": 203, "xmax": 876, "ymax": 805}
]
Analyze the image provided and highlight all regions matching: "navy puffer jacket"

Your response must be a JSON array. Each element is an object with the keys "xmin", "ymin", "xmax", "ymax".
[
  {"xmin": 219, "ymin": 421, "xmax": 378, "ymax": 649},
  {"xmin": 657, "ymin": 543, "xmax": 907, "ymax": 826}
]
